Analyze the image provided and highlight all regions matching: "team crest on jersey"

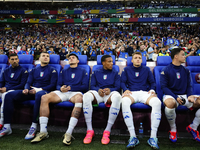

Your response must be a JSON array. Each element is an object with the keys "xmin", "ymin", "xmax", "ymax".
[
  {"xmin": 135, "ymin": 72, "xmax": 139, "ymax": 77},
  {"xmin": 71, "ymin": 73, "xmax": 75, "ymax": 79},
  {"xmin": 40, "ymin": 72, "xmax": 44, "ymax": 77},
  {"xmin": 176, "ymin": 72, "xmax": 180, "ymax": 79},
  {"xmin": 10, "ymin": 73, "xmax": 14, "ymax": 78},
  {"xmin": 103, "ymin": 75, "xmax": 107, "ymax": 80}
]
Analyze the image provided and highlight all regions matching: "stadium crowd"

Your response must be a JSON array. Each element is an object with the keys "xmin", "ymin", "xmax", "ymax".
[{"xmin": 0, "ymin": 24, "xmax": 200, "ymax": 61}]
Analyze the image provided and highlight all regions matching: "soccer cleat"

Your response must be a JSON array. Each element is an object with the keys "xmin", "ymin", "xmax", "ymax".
[
  {"xmin": 169, "ymin": 131, "xmax": 177, "ymax": 143},
  {"xmin": 0, "ymin": 124, "xmax": 3, "ymax": 130},
  {"xmin": 186, "ymin": 125, "xmax": 200, "ymax": 142},
  {"xmin": 31, "ymin": 132, "xmax": 49, "ymax": 143},
  {"xmin": 63, "ymin": 133, "xmax": 75, "ymax": 146},
  {"xmin": 0, "ymin": 127, "xmax": 12, "ymax": 138},
  {"xmin": 101, "ymin": 130, "xmax": 110, "ymax": 145},
  {"xmin": 25, "ymin": 127, "xmax": 37, "ymax": 140},
  {"xmin": 147, "ymin": 138, "xmax": 159, "ymax": 149},
  {"xmin": 126, "ymin": 136, "xmax": 139, "ymax": 148},
  {"xmin": 83, "ymin": 130, "xmax": 95, "ymax": 144}
]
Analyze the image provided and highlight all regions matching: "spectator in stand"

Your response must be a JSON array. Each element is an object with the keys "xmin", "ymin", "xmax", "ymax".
[
  {"xmin": 81, "ymin": 45, "xmax": 90, "ymax": 59},
  {"xmin": 17, "ymin": 46, "xmax": 28, "ymax": 55},
  {"xmin": 47, "ymin": 46, "xmax": 56, "ymax": 55},
  {"xmin": 137, "ymin": 45, "xmax": 147, "ymax": 57},
  {"xmin": 71, "ymin": 46, "xmax": 81, "ymax": 55},
  {"xmin": 60, "ymin": 48, "xmax": 68, "ymax": 60},
  {"xmin": 159, "ymin": 47, "xmax": 170, "ymax": 56},
  {"xmin": 90, "ymin": 45, "xmax": 97, "ymax": 60},
  {"xmin": 34, "ymin": 45, "xmax": 42, "ymax": 60},
  {"xmin": 147, "ymin": 43, "xmax": 156, "ymax": 61}
]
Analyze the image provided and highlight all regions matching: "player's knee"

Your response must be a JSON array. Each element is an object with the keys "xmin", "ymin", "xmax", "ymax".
[
  {"xmin": 121, "ymin": 97, "xmax": 132, "ymax": 108},
  {"xmin": 149, "ymin": 97, "xmax": 161, "ymax": 111},
  {"xmin": 164, "ymin": 98, "xmax": 176, "ymax": 108},
  {"xmin": 83, "ymin": 92, "xmax": 94, "ymax": 105},
  {"xmin": 111, "ymin": 93, "xmax": 122, "ymax": 108},
  {"xmin": 74, "ymin": 94, "xmax": 83, "ymax": 103},
  {"xmin": 41, "ymin": 94, "xmax": 50, "ymax": 104}
]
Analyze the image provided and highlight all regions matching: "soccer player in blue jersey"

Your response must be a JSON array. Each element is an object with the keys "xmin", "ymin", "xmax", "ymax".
[
  {"xmin": 121, "ymin": 52, "xmax": 161, "ymax": 149},
  {"xmin": 160, "ymin": 48, "xmax": 200, "ymax": 143},
  {"xmin": 0, "ymin": 52, "xmax": 58, "ymax": 138},
  {"xmin": 83, "ymin": 55, "xmax": 121, "ymax": 145},
  {"xmin": 31, "ymin": 53, "xmax": 88, "ymax": 145},
  {"xmin": 0, "ymin": 53, "xmax": 28, "ymax": 130}
]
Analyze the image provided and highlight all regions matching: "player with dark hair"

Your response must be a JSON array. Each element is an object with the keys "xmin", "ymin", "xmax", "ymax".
[
  {"xmin": 83, "ymin": 55, "xmax": 121, "ymax": 145},
  {"xmin": 160, "ymin": 48, "xmax": 200, "ymax": 142}
]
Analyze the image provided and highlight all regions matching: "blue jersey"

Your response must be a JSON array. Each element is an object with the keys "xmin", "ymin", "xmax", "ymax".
[
  {"xmin": 136, "ymin": 50, "xmax": 147, "ymax": 56},
  {"xmin": 121, "ymin": 66, "xmax": 155, "ymax": 92},
  {"xmin": 25, "ymin": 65, "xmax": 58, "ymax": 91},
  {"xmin": 160, "ymin": 63, "xmax": 192, "ymax": 99},
  {"xmin": 91, "ymin": 68, "xmax": 120, "ymax": 92},
  {"xmin": 17, "ymin": 51, "xmax": 28, "ymax": 55},
  {"xmin": 0, "ymin": 65, "xmax": 28, "ymax": 91},
  {"xmin": 57, "ymin": 66, "xmax": 88, "ymax": 92},
  {"xmin": 104, "ymin": 50, "xmax": 113, "ymax": 55}
]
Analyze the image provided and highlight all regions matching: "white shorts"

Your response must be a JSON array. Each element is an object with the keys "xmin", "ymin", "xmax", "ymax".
[
  {"xmin": 129, "ymin": 90, "xmax": 152, "ymax": 104},
  {"xmin": 87, "ymin": 90, "xmax": 120, "ymax": 104},
  {"xmin": 53, "ymin": 90, "xmax": 82, "ymax": 102},
  {"xmin": 163, "ymin": 95, "xmax": 193, "ymax": 109}
]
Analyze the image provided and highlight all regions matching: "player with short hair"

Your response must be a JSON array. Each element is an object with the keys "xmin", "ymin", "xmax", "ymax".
[
  {"xmin": 121, "ymin": 52, "xmax": 161, "ymax": 149},
  {"xmin": 0, "ymin": 52, "xmax": 58, "ymax": 138},
  {"xmin": 0, "ymin": 53, "xmax": 28, "ymax": 130},
  {"xmin": 31, "ymin": 53, "xmax": 88, "ymax": 146},
  {"xmin": 160, "ymin": 48, "xmax": 200, "ymax": 142},
  {"xmin": 83, "ymin": 55, "xmax": 121, "ymax": 145}
]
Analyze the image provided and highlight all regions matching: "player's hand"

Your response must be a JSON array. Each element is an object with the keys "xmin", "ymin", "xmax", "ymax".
[
  {"xmin": 103, "ymin": 88, "xmax": 111, "ymax": 95},
  {"xmin": 29, "ymin": 89, "xmax": 36, "ymax": 95},
  {"xmin": 60, "ymin": 85, "xmax": 68, "ymax": 93},
  {"xmin": 98, "ymin": 89, "xmax": 104, "ymax": 97},
  {"xmin": 177, "ymin": 97, "xmax": 184, "ymax": 105},
  {"xmin": 148, "ymin": 90, "xmax": 156, "ymax": 96},
  {"xmin": 22, "ymin": 89, "xmax": 29, "ymax": 95},
  {"xmin": 122, "ymin": 90, "xmax": 132, "ymax": 97},
  {"xmin": 0, "ymin": 87, "xmax": 6, "ymax": 93},
  {"xmin": 66, "ymin": 86, "xmax": 71, "ymax": 91},
  {"xmin": 188, "ymin": 95, "xmax": 199, "ymax": 103}
]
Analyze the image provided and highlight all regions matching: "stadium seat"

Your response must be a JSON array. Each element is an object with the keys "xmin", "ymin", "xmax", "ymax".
[
  {"xmin": 49, "ymin": 55, "xmax": 62, "ymax": 76},
  {"xmin": 0, "ymin": 55, "xmax": 8, "ymax": 78},
  {"xmin": 18, "ymin": 54, "xmax": 34, "ymax": 72},
  {"xmin": 127, "ymin": 56, "xmax": 146, "ymax": 66},
  {"xmin": 187, "ymin": 56, "xmax": 200, "ymax": 95},
  {"xmin": 153, "ymin": 56, "xmax": 172, "ymax": 100}
]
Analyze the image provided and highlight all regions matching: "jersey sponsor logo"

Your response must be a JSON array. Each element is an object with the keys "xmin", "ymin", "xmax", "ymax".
[
  {"xmin": 52, "ymin": 70, "xmax": 56, "ymax": 73},
  {"xmin": 103, "ymin": 75, "xmax": 107, "ymax": 80},
  {"xmin": 71, "ymin": 73, "xmax": 75, "ymax": 79},
  {"xmin": 10, "ymin": 73, "xmax": 14, "ymax": 78},
  {"xmin": 176, "ymin": 72, "xmax": 180, "ymax": 79},
  {"xmin": 40, "ymin": 72, "xmax": 44, "ymax": 77},
  {"xmin": 135, "ymin": 72, "xmax": 139, "ymax": 77},
  {"xmin": 161, "ymin": 71, "xmax": 165, "ymax": 75}
]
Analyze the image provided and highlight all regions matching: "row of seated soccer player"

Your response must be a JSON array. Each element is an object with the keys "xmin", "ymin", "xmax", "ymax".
[{"xmin": 0, "ymin": 50, "xmax": 200, "ymax": 150}]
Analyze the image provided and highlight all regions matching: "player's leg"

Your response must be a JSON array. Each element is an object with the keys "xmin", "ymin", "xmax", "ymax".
[
  {"xmin": 187, "ymin": 96, "xmax": 200, "ymax": 142},
  {"xmin": 0, "ymin": 90, "xmax": 14, "ymax": 129},
  {"xmin": 83, "ymin": 91, "xmax": 100, "ymax": 144},
  {"xmin": 122, "ymin": 94, "xmax": 139, "ymax": 148},
  {"xmin": 25, "ymin": 90, "xmax": 48, "ymax": 140},
  {"xmin": 63, "ymin": 93, "xmax": 83, "ymax": 145},
  {"xmin": 102, "ymin": 92, "xmax": 121, "ymax": 145},
  {"xmin": 0, "ymin": 90, "xmax": 30, "ymax": 137},
  {"xmin": 163, "ymin": 96, "xmax": 178, "ymax": 142},
  {"xmin": 146, "ymin": 95, "xmax": 161, "ymax": 149},
  {"xmin": 31, "ymin": 92, "xmax": 62, "ymax": 143}
]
